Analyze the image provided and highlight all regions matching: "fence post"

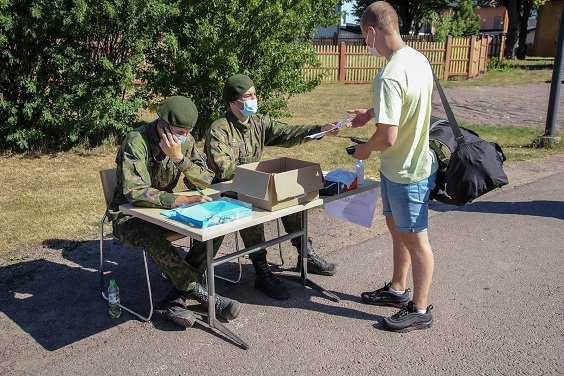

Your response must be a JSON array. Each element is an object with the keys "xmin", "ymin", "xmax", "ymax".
[
  {"xmin": 333, "ymin": 32, "xmax": 338, "ymax": 46},
  {"xmin": 468, "ymin": 36, "xmax": 477, "ymax": 77},
  {"xmin": 444, "ymin": 36, "xmax": 453, "ymax": 81},
  {"xmin": 499, "ymin": 34, "xmax": 506, "ymax": 60},
  {"xmin": 339, "ymin": 42, "xmax": 346, "ymax": 83}
]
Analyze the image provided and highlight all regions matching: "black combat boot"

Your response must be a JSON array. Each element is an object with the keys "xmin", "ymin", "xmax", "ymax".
[
  {"xmin": 154, "ymin": 287, "xmax": 196, "ymax": 328},
  {"xmin": 252, "ymin": 257, "xmax": 291, "ymax": 300},
  {"xmin": 295, "ymin": 239, "xmax": 338, "ymax": 276},
  {"xmin": 186, "ymin": 282, "xmax": 243, "ymax": 321}
]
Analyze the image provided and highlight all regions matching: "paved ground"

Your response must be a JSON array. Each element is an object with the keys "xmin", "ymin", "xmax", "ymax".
[{"xmin": 1, "ymin": 155, "xmax": 563, "ymax": 375}]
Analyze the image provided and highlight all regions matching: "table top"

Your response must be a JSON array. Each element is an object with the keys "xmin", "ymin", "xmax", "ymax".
[{"xmin": 119, "ymin": 179, "xmax": 379, "ymax": 242}]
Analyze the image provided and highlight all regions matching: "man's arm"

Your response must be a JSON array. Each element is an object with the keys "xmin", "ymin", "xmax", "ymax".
[
  {"xmin": 204, "ymin": 123, "xmax": 239, "ymax": 182},
  {"xmin": 352, "ymin": 123, "xmax": 398, "ymax": 161},
  {"xmin": 263, "ymin": 116, "xmax": 338, "ymax": 146}
]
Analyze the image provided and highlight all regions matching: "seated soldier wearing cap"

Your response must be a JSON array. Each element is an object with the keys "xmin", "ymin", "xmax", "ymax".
[
  {"xmin": 109, "ymin": 95, "xmax": 242, "ymax": 328},
  {"xmin": 204, "ymin": 74, "xmax": 340, "ymax": 300}
]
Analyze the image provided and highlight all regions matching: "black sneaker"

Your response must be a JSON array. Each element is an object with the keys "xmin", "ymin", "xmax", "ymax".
[
  {"xmin": 187, "ymin": 282, "xmax": 242, "ymax": 321},
  {"xmin": 295, "ymin": 239, "xmax": 338, "ymax": 276},
  {"xmin": 361, "ymin": 282, "xmax": 410, "ymax": 308},
  {"xmin": 252, "ymin": 257, "xmax": 291, "ymax": 300},
  {"xmin": 382, "ymin": 301, "xmax": 433, "ymax": 333},
  {"xmin": 154, "ymin": 288, "xmax": 196, "ymax": 328}
]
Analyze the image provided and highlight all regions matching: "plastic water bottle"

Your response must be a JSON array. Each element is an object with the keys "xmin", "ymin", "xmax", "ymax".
[
  {"xmin": 108, "ymin": 279, "xmax": 121, "ymax": 318},
  {"xmin": 354, "ymin": 159, "xmax": 365, "ymax": 185}
]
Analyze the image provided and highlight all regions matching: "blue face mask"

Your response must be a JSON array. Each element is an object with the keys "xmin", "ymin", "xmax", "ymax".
[
  {"xmin": 168, "ymin": 126, "xmax": 187, "ymax": 144},
  {"xmin": 238, "ymin": 99, "xmax": 258, "ymax": 117}
]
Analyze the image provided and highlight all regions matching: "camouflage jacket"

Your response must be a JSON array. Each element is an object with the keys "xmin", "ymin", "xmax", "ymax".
[
  {"xmin": 204, "ymin": 110, "xmax": 322, "ymax": 182},
  {"xmin": 108, "ymin": 120, "xmax": 214, "ymax": 218}
]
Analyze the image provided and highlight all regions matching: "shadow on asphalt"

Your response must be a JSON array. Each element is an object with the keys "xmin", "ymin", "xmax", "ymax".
[
  {"xmin": 430, "ymin": 199, "xmax": 564, "ymax": 220},
  {"xmin": 0, "ymin": 236, "xmax": 378, "ymax": 351}
]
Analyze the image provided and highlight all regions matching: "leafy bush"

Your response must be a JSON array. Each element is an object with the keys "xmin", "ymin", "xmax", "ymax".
[
  {"xmin": 0, "ymin": 0, "xmax": 167, "ymax": 151},
  {"xmin": 141, "ymin": 0, "xmax": 340, "ymax": 139},
  {"xmin": 487, "ymin": 57, "xmax": 513, "ymax": 72},
  {"xmin": 1, "ymin": 0, "xmax": 340, "ymax": 151}
]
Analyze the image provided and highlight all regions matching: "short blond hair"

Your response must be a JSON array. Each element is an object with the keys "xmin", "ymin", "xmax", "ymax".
[{"xmin": 360, "ymin": 1, "xmax": 400, "ymax": 35}]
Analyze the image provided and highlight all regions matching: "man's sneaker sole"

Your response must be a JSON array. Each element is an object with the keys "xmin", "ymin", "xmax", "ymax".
[
  {"xmin": 382, "ymin": 301, "xmax": 433, "ymax": 332},
  {"xmin": 382, "ymin": 318, "xmax": 433, "ymax": 333},
  {"xmin": 361, "ymin": 292, "xmax": 409, "ymax": 308}
]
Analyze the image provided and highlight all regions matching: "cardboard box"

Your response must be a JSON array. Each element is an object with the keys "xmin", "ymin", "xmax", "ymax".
[{"xmin": 231, "ymin": 157, "xmax": 323, "ymax": 211}]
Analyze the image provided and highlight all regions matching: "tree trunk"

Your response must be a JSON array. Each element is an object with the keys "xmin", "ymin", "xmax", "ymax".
[
  {"xmin": 397, "ymin": 2, "xmax": 413, "ymax": 35},
  {"xmin": 504, "ymin": 0, "xmax": 520, "ymax": 59},
  {"xmin": 517, "ymin": 0, "xmax": 532, "ymax": 59}
]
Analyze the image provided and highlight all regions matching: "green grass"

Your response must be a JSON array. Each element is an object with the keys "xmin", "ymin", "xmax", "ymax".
[
  {"xmin": 0, "ymin": 64, "xmax": 562, "ymax": 259},
  {"xmin": 442, "ymin": 57, "xmax": 555, "ymax": 87}
]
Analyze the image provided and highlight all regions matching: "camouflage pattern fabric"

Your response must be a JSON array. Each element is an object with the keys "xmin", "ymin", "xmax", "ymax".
[
  {"xmin": 109, "ymin": 120, "xmax": 214, "ymax": 217},
  {"xmin": 204, "ymin": 110, "xmax": 322, "ymax": 182},
  {"xmin": 110, "ymin": 120, "xmax": 216, "ymax": 292},
  {"xmin": 204, "ymin": 110, "xmax": 320, "ymax": 258}
]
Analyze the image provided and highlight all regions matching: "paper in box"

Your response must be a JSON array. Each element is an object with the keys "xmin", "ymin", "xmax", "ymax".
[{"xmin": 231, "ymin": 157, "xmax": 323, "ymax": 211}]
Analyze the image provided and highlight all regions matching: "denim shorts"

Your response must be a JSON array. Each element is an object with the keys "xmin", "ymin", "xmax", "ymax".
[{"xmin": 380, "ymin": 171, "xmax": 437, "ymax": 233}]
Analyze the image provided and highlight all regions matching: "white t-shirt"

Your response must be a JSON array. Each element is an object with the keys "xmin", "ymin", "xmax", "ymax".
[{"xmin": 373, "ymin": 46, "xmax": 436, "ymax": 184}]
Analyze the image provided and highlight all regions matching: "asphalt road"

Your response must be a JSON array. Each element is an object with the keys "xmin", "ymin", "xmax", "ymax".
[{"xmin": 1, "ymin": 169, "xmax": 563, "ymax": 375}]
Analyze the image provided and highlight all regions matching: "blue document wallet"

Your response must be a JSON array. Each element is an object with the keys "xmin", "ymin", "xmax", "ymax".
[{"xmin": 161, "ymin": 198, "xmax": 252, "ymax": 228}]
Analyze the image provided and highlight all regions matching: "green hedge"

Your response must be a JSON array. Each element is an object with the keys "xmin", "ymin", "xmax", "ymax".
[{"xmin": 0, "ymin": 0, "xmax": 340, "ymax": 152}]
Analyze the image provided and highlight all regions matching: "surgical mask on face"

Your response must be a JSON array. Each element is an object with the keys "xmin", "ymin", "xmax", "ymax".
[
  {"xmin": 366, "ymin": 32, "xmax": 383, "ymax": 58},
  {"xmin": 238, "ymin": 99, "xmax": 258, "ymax": 116},
  {"xmin": 168, "ymin": 126, "xmax": 187, "ymax": 144}
]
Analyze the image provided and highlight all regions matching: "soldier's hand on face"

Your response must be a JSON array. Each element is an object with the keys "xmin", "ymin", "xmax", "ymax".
[
  {"xmin": 321, "ymin": 122, "xmax": 340, "ymax": 136},
  {"xmin": 174, "ymin": 194, "xmax": 212, "ymax": 207},
  {"xmin": 157, "ymin": 125, "xmax": 184, "ymax": 164}
]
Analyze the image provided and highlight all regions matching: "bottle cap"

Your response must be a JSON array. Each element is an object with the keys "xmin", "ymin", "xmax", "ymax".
[{"xmin": 110, "ymin": 279, "xmax": 116, "ymax": 285}]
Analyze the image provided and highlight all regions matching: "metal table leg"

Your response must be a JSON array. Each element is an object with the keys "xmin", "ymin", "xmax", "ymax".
[
  {"xmin": 206, "ymin": 239, "xmax": 250, "ymax": 350},
  {"xmin": 297, "ymin": 210, "xmax": 340, "ymax": 302}
]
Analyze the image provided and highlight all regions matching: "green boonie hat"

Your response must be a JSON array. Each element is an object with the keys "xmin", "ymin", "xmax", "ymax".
[
  {"xmin": 223, "ymin": 74, "xmax": 254, "ymax": 103},
  {"xmin": 156, "ymin": 96, "xmax": 198, "ymax": 129}
]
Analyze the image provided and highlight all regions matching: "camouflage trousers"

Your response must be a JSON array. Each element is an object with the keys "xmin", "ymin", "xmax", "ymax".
[
  {"xmin": 228, "ymin": 211, "xmax": 307, "ymax": 261},
  {"xmin": 112, "ymin": 215, "xmax": 223, "ymax": 292}
]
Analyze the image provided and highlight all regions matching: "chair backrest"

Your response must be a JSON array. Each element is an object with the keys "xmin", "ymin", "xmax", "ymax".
[{"xmin": 100, "ymin": 168, "xmax": 118, "ymax": 208}]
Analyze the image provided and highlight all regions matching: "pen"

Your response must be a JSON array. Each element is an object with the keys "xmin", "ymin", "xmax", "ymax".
[{"xmin": 196, "ymin": 187, "xmax": 205, "ymax": 195}]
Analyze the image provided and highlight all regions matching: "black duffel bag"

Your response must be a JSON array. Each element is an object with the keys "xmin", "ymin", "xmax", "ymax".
[{"xmin": 429, "ymin": 76, "xmax": 509, "ymax": 206}]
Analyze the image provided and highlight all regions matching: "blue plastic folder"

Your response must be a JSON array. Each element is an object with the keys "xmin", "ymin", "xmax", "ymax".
[{"xmin": 160, "ymin": 198, "xmax": 252, "ymax": 228}]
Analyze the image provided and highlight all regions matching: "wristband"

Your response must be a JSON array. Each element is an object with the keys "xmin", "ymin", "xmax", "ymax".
[{"xmin": 174, "ymin": 156, "xmax": 186, "ymax": 167}]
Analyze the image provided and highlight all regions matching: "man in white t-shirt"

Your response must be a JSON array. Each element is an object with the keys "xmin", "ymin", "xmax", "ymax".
[{"xmin": 346, "ymin": 1, "xmax": 438, "ymax": 332}]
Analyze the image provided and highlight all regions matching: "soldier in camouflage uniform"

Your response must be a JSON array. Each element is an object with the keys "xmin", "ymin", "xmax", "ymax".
[
  {"xmin": 204, "ymin": 74, "xmax": 339, "ymax": 300},
  {"xmin": 109, "ymin": 95, "xmax": 242, "ymax": 328}
]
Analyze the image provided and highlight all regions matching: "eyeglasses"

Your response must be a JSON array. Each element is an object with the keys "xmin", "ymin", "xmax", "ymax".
[{"xmin": 240, "ymin": 91, "xmax": 257, "ymax": 101}]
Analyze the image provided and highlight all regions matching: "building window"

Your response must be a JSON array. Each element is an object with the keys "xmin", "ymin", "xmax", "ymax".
[{"xmin": 493, "ymin": 16, "xmax": 501, "ymax": 30}]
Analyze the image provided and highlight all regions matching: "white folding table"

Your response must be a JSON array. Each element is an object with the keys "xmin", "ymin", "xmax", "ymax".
[{"xmin": 119, "ymin": 179, "xmax": 379, "ymax": 349}]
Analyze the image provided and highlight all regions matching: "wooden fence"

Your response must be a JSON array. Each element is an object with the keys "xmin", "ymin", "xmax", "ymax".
[{"xmin": 304, "ymin": 35, "xmax": 506, "ymax": 83}]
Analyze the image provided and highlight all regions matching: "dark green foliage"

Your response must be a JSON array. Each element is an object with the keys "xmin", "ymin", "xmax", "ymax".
[
  {"xmin": 432, "ymin": 0, "xmax": 480, "ymax": 42},
  {"xmin": 142, "ymin": 0, "xmax": 340, "ymax": 139},
  {"xmin": 348, "ymin": 0, "xmax": 449, "ymax": 35},
  {"xmin": 0, "ymin": 0, "xmax": 165, "ymax": 151},
  {"xmin": 0, "ymin": 0, "xmax": 340, "ymax": 151}
]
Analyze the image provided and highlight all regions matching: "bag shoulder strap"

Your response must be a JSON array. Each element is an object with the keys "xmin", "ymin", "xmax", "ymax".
[{"xmin": 433, "ymin": 73, "xmax": 466, "ymax": 145}]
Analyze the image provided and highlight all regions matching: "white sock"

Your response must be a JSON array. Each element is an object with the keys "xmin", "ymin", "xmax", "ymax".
[
  {"xmin": 388, "ymin": 286, "xmax": 405, "ymax": 295},
  {"xmin": 418, "ymin": 308, "xmax": 427, "ymax": 314}
]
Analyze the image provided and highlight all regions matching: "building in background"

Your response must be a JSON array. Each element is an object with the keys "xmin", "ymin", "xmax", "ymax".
[{"xmin": 533, "ymin": 0, "xmax": 562, "ymax": 57}]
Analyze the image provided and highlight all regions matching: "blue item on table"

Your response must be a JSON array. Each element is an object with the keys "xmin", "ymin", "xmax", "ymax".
[{"xmin": 160, "ymin": 198, "xmax": 252, "ymax": 228}]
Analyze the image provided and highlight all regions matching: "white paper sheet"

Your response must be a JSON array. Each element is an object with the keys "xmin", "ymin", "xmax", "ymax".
[
  {"xmin": 323, "ymin": 188, "xmax": 379, "ymax": 228},
  {"xmin": 305, "ymin": 115, "xmax": 354, "ymax": 139}
]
